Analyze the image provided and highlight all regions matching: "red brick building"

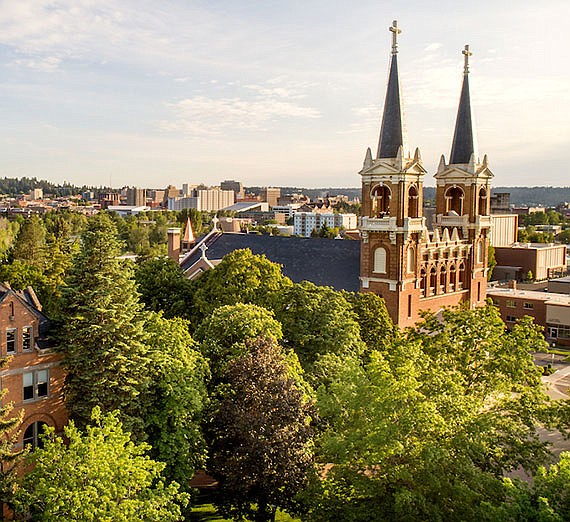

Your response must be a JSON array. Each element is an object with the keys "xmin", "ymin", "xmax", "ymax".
[
  {"xmin": 488, "ymin": 285, "xmax": 570, "ymax": 347},
  {"xmin": 0, "ymin": 284, "xmax": 66, "ymax": 450},
  {"xmin": 359, "ymin": 23, "xmax": 490, "ymax": 327}
]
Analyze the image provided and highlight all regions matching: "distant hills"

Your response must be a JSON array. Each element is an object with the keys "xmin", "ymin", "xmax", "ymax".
[{"xmin": 257, "ymin": 186, "xmax": 570, "ymax": 208}]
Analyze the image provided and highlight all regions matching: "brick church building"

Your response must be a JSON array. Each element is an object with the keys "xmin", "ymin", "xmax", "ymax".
[{"xmin": 359, "ymin": 21, "xmax": 492, "ymax": 327}]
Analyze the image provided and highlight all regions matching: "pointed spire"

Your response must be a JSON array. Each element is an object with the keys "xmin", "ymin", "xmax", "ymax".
[
  {"xmin": 183, "ymin": 217, "xmax": 195, "ymax": 244},
  {"xmin": 450, "ymin": 45, "xmax": 478, "ymax": 165},
  {"xmin": 363, "ymin": 147, "xmax": 373, "ymax": 169},
  {"xmin": 377, "ymin": 20, "xmax": 407, "ymax": 159}
]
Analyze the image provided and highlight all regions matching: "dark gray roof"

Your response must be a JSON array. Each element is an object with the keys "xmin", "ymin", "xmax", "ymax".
[
  {"xmin": 181, "ymin": 233, "xmax": 361, "ymax": 292},
  {"xmin": 450, "ymin": 74, "xmax": 477, "ymax": 164},
  {"xmin": 377, "ymin": 54, "xmax": 405, "ymax": 159}
]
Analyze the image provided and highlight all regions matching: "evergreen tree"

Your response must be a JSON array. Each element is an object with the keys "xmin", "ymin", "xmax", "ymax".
[
  {"xmin": 59, "ymin": 213, "xmax": 151, "ymax": 436},
  {"xmin": 0, "ymin": 357, "xmax": 22, "ymax": 511}
]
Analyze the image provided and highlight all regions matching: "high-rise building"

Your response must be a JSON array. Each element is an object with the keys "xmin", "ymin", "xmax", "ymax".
[
  {"xmin": 221, "ymin": 180, "xmax": 244, "ymax": 201},
  {"xmin": 359, "ymin": 21, "xmax": 491, "ymax": 327},
  {"xmin": 261, "ymin": 187, "xmax": 281, "ymax": 208},
  {"xmin": 126, "ymin": 187, "xmax": 146, "ymax": 207}
]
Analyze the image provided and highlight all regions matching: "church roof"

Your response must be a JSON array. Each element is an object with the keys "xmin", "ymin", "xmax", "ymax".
[
  {"xmin": 450, "ymin": 45, "xmax": 478, "ymax": 165},
  {"xmin": 377, "ymin": 21, "xmax": 407, "ymax": 160},
  {"xmin": 180, "ymin": 233, "xmax": 361, "ymax": 292}
]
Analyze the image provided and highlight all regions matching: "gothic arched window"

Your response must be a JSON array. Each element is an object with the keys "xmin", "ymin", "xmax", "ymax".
[
  {"xmin": 407, "ymin": 246, "xmax": 416, "ymax": 274},
  {"xmin": 429, "ymin": 266, "xmax": 437, "ymax": 296},
  {"xmin": 374, "ymin": 247, "xmax": 387, "ymax": 274},
  {"xmin": 371, "ymin": 185, "xmax": 391, "ymax": 217},
  {"xmin": 458, "ymin": 262, "xmax": 466, "ymax": 290},
  {"xmin": 420, "ymin": 268, "xmax": 427, "ymax": 298},
  {"xmin": 445, "ymin": 186, "xmax": 464, "ymax": 215},
  {"xmin": 440, "ymin": 265, "xmax": 447, "ymax": 293}
]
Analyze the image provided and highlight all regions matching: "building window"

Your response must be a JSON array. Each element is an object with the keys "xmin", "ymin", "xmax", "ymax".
[
  {"xmin": 6, "ymin": 329, "xmax": 16, "ymax": 354},
  {"xmin": 22, "ymin": 326, "xmax": 32, "ymax": 351},
  {"xmin": 506, "ymin": 300, "xmax": 516, "ymax": 308},
  {"xmin": 374, "ymin": 247, "xmax": 387, "ymax": 274},
  {"xmin": 523, "ymin": 302, "xmax": 534, "ymax": 310},
  {"xmin": 506, "ymin": 315, "xmax": 517, "ymax": 322},
  {"xmin": 23, "ymin": 421, "xmax": 48, "ymax": 450},
  {"xmin": 407, "ymin": 246, "xmax": 416, "ymax": 274},
  {"xmin": 23, "ymin": 369, "xmax": 49, "ymax": 401}
]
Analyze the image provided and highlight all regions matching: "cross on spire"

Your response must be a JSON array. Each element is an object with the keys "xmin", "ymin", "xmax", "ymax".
[
  {"xmin": 390, "ymin": 20, "xmax": 401, "ymax": 55},
  {"xmin": 463, "ymin": 44, "xmax": 472, "ymax": 75}
]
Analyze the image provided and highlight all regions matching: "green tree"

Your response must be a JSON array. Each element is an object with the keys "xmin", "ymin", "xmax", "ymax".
[
  {"xmin": 195, "ymin": 303, "xmax": 283, "ymax": 381},
  {"xmin": 272, "ymin": 282, "xmax": 364, "ymax": 372},
  {"xmin": 488, "ymin": 243, "xmax": 497, "ymax": 280},
  {"xmin": 135, "ymin": 257, "xmax": 193, "ymax": 320},
  {"xmin": 207, "ymin": 338, "xmax": 315, "ymax": 522},
  {"xmin": 59, "ymin": 213, "xmax": 151, "ymax": 435},
  {"xmin": 11, "ymin": 215, "xmax": 46, "ymax": 268},
  {"xmin": 143, "ymin": 313, "xmax": 208, "ymax": 487},
  {"xmin": 190, "ymin": 249, "xmax": 292, "ymax": 328},
  {"xmin": 344, "ymin": 291, "xmax": 397, "ymax": 355},
  {"xmin": 0, "ymin": 357, "xmax": 22, "ymax": 511},
  {"xmin": 305, "ymin": 304, "xmax": 555, "ymax": 521},
  {"xmin": 13, "ymin": 408, "xmax": 187, "ymax": 521}
]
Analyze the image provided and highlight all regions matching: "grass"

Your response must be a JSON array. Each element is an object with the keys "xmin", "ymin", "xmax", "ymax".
[{"xmin": 188, "ymin": 502, "xmax": 301, "ymax": 522}]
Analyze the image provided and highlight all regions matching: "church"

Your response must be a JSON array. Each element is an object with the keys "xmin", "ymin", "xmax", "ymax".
[
  {"xmin": 359, "ymin": 21, "xmax": 493, "ymax": 327},
  {"xmin": 171, "ymin": 20, "xmax": 493, "ymax": 329}
]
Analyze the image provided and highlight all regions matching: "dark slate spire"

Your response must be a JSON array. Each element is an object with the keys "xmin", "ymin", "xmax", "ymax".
[
  {"xmin": 377, "ymin": 20, "xmax": 407, "ymax": 159},
  {"xmin": 449, "ymin": 45, "xmax": 478, "ymax": 165}
]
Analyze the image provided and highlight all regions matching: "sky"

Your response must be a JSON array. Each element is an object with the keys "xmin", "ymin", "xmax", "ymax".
[{"xmin": 0, "ymin": 0, "xmax": 569, "ymax": 189}]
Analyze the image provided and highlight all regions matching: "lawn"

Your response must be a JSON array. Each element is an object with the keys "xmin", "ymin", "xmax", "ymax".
[{"xmin": 189, "ymin": 502, "xmax": 302, "ymax": 521}]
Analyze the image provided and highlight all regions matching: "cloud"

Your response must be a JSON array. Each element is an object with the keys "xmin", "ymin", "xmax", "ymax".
[
  {"xmin": 161, "ymin": 95, "xmax": 320, "ymax": 136},
  {"xmin": 10, "ymin": 56, "xmax": 62, "ymax": 72},
  {"xmin": 424, "ymin": 42, "xmax": 443, "ymax": 52}
]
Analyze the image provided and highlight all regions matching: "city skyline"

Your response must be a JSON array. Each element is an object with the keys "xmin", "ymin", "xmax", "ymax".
[{"xmin": 1, "ymin": 1, "xmax": 568, "ymax": 188}]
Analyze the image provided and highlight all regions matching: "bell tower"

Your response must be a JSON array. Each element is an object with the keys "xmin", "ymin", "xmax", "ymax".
[
  {"xmin": 359, "ymin": 21, "xmax": 427, "ymax": 326},
  {"xmin": 434, "ymin": 45, "xmax": 493, "ymax": 307}
]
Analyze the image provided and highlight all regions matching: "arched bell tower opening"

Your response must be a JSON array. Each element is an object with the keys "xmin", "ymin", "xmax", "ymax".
[
  {"xmin": 478, "ymin": 187, "xmax": 488, "ymax": 215},
  {"xmin": 445, "ymin": 186, "xmax": 464, "ymax": 215},
  {"xmin": 371, "ymin": 185, "xmax": 391, "ymax": 217},
  {"xmin": 407, "ymin": 185, "xmax": 419, "ymax": 218}
]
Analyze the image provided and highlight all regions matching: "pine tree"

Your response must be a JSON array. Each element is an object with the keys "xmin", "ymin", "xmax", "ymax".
[
  {"xmin": 59, "ymin": 213, "xmax": 151, "ymax": 436},
  {"xmin": 0, "ymin": 357, "xmax": 22, "ymax": 510}
]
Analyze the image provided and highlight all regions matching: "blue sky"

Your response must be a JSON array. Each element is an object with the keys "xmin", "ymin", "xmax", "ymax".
[{"xmin": 0, "ymin": 0, "xmax": 568, "ymax": 189}]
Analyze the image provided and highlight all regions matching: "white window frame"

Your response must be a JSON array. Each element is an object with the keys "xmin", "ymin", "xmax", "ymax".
[{"xmin": 23, "ymin": 369, "xmax": 49, "ymax": 401}]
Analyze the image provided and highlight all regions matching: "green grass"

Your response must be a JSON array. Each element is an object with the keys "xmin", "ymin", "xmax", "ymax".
[{"xmin": 188, "ymin": 502, "xmax": 301, "ymax": 522}]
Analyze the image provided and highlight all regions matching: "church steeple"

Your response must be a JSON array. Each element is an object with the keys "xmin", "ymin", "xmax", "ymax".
[
  {"xmin": 449, "ymin": 45, "xmax": 478, "ymax": 165},
  {"xmin": 377, "ymin": 20, "xmax": 407, "ymax": 159}
]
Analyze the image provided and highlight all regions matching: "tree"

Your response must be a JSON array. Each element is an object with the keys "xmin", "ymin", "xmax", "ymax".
[
  {"xmin": 343, "ymin": 291, "xmax": 397, "ymax": 355},
  {"xmin": 59, "ymin": 213, "xmax": 151, "ymax": 436},
  {"xmin": 195, "ymin": 303, "xmax": 283, "ymax": 382},
  {"xmin": 190, "ymin": 249, "xmax": 292, "ymax": 328},
  {"xmin": 135, "ymin": 257, "xmax": 193, "ymax": 320},
  {"xmin": 11, "ymin": 215, "xmax": 46, "ymax": 268},
  {"xmin": 0, "ymin": 357, "xmax": 22, "ymax": 511},
  {"xmin": 272, "ymin": 281, "xmax": 364, "ymax": 372},
  {"xmin": 207, "ymin": 338, "xmax": 315, "ymax": 522},
  {"xmin": 487, "ymin": 243, "xmax": 496, "ymax": 281},
  {"xmin": 304, "ymin": 304, "xmax": 556, "ymax": 521},
  {"xmin": 143, "ymin": 312, "xmax": 208, "ymax": 488},
  {"xmin": 13, "ymin": 408, "xmax": 187, "ymax": 521}
]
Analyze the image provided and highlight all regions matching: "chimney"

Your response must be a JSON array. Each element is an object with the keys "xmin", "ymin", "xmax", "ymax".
[
  {"xmin": 167, "ymin": 228, "xmax": 181, "ymax": 262},
  {"xmin": 508, "ymin": 280, "xmax": 517, "ymax": 290}
]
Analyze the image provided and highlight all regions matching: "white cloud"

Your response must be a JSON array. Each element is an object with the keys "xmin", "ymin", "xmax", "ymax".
[
  {"xmin": 161, "ymin": 95, "xmax": 320, "ymax": 136},
  {"xmin": 424, "ymin": 42, "xmax": 442, "ymax": 52},
  {"xmin": 10, "ymin": 56, "xmax": 62, "ymax": 72}
]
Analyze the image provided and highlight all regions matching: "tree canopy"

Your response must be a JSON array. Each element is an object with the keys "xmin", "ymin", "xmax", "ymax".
[{"xmin": 13, "ymin": 408, "xmax": 187, "ymax": 521}]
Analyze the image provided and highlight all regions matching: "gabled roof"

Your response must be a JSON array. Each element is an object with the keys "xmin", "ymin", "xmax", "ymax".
[
  {"xmin": 0, "ymin": 283, "xmax": 52, "ymax": 349},
  {"xmin": 180, "ymin": 233, "xmax": 361, "ymax": 292}
]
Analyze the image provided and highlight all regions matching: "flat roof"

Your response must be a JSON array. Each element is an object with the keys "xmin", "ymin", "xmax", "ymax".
[{"xmin": 487, "ymin": 287, "xmax": 570, "ymax": 306}]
